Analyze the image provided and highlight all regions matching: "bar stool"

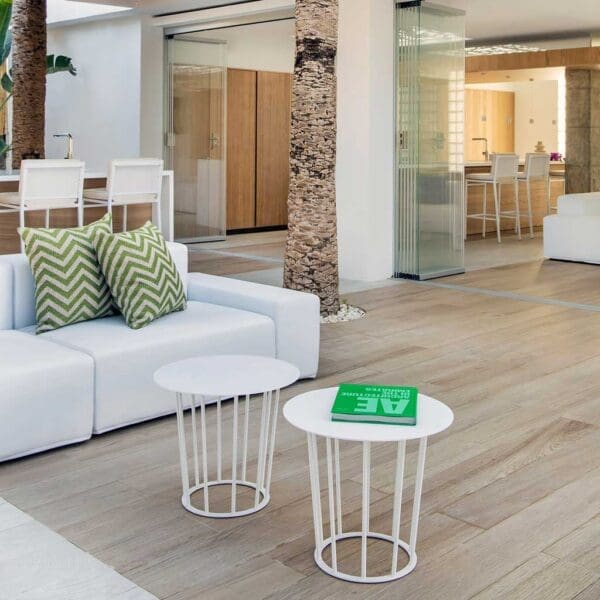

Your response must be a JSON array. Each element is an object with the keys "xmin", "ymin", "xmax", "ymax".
[
  {"xmin": 83, "ymin": 158, "xmax": 163, "ymax": 232},
  {"xmin": 517, "ymin": 153, "xmax": 550, "ymax": 238},
  {"xmin": 0, "ymin": 159, "xmax": 85, "ymax": 252},
  {"xmin": 465, "ymin": 153, "xmax": 521, "ymax": 243}
]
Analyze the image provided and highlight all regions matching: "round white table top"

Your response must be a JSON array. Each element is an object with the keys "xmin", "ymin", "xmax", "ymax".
[
  {"xmin": 154, "ymin": 355, "xmax": 300, "ymax": 397},
  {"xmin": 283, "ymin": 387, "xmax": 454, "ymax": 442}
]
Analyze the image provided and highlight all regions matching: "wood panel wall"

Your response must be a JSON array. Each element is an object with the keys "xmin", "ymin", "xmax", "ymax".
[
  {"xmin": 227, "ymin": 68, "xmax": 257, "ymax": 230},
  {"xmin": 256, "ymin": 71, "xmax": 292, "ymax": 227},
  {"xmin": 465, "ymin": 89, "xmax": 515, "ymax": 162}
]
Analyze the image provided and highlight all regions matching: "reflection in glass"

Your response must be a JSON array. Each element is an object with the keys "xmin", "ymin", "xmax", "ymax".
[
  {"xmin": 166, "ymin": 37, "xmax": 227, "ymax": 242},
  {"xmin": 395, "ymin": 2, "xmax": 465, "ymax": 279}
]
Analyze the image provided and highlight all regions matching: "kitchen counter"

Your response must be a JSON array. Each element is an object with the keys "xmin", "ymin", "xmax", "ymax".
[
  {"xmin": 0, "ymin": 170, "xmax": 174, "ymax": 254},
  {"xmin": 465, "ymin": 160, "xmax": 565, "ymax": 168},
  {"xmin": 464, "ymin": 162, "xmax": 565, "ymax": 236}
]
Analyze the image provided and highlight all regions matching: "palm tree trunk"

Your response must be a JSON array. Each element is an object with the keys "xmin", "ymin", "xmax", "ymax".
[
  {"xmin": 284, "ymin": 0, "xmax": 340, "ymax": 316},
  {"xmin": 11, "ymin": 0, "xmax": 46, "ymax": 168}
]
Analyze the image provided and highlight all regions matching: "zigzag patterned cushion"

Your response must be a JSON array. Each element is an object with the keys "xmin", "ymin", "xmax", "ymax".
[
  {"xmin": 19, "ymin": 213, "xmax": 116, "ymax": 334},
  {"xmin": 92, "ymin": 221, "xmax": 186, "ymax": 330}
]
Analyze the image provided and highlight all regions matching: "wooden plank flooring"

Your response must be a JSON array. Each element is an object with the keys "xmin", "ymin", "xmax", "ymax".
[{"xmin": 1, "ymin": 262, "xmax": 600, "ymax": 599}]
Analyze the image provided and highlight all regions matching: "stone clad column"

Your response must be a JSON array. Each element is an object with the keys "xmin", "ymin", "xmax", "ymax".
[{"xmin": 566, "ymin": 68, "xmax": 600, "ymax": 193}]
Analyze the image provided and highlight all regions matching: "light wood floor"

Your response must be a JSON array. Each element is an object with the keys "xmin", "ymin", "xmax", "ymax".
[{"xmin": 1, "ymin": 261, "xmax": 599, "ymax": 599}]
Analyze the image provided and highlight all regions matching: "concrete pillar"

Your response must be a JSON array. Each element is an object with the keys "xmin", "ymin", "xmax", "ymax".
[{"xmin": 565, "ymin": 68, "xmax": 600, "ymax": 193}]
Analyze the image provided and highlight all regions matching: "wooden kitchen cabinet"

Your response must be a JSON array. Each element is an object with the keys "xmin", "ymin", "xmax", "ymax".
[
  {"xmin": 465, "ymin": 89, "xmax": 515, "ymax": 161},
  {"xmin": 226, "ymin": 68, "xmax": 292, "ymax": 231},
  {"xmin": 227, "ymin": 68, "xmax": 257, "ymax": 230}
]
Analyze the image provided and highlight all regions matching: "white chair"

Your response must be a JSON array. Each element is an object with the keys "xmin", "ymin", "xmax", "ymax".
[
  {"xmin": 517, "ymin": 153, "xmax": 550, "ymax": 238},
  {"xmin": 465, "ymin": 153, "xmax": 521, "ymax": 243},
  {"xmin": 0, "ymin": 159, "xmax": 85, "ymax": 251},
  {"xmin": 83, "ymin": 158, "xmax": 163, "ymax": 232}
]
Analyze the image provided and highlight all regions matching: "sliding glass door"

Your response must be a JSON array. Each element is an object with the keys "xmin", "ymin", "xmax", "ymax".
[
  {"xmin": 165, "ymin": 37, "xmax": 227, "ymax": 242},
  {"xmin": 395, "ymin": 1, "xmax": 465, "ymax": 279}
]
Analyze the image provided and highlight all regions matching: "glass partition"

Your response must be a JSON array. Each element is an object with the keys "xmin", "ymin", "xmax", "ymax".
[
  {"xmin": 165, "ymin": 37, "xmax": 227, "ymax": 242},
  {"xmin": 395, "ymin": 1, "xmax": 465, "ymax": 279}
]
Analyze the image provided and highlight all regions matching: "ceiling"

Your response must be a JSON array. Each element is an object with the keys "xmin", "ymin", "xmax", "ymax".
[{"xmin": 70, "ymin": 0, "xmax": 600, "ymax": 43}]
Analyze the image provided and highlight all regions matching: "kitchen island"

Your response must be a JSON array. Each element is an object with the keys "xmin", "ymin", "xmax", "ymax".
[
  {"xmin": 465, "ymin": 161, "xmax": 565, "ymax": 236},
  {"xmin": 0, "ymin": 170, "xmax": 173, "ymax": 254}
]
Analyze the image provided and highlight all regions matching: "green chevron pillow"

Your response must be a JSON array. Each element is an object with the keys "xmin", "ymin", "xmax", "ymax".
[
  {"xmin": 19, "ymin": 213, "xmax": 116, "ymax": 334},
  {"xmin": 92, "ymin": 221, "xmax": 186, "ymax": 330}
]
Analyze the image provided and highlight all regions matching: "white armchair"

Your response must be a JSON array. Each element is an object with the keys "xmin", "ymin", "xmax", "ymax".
[{"xmin": 544, "ymin": 192, "xmax": 600, "ymax": 264}]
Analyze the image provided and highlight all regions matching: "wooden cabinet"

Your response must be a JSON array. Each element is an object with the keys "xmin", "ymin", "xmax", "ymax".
[
  {"xmin": 256, "ymin": 71, "xmax": 292, "ymax": 227},
  {"xmin": 227, "ymin": 69, "xmax": 257, "ymax": 230},
  {"xmin": 465, "ymin": 89, "xmax": 515, "ymax": 162},
  {"xmin": 226, "ymin": 68, "xmax": 292, "ymax": 231}
]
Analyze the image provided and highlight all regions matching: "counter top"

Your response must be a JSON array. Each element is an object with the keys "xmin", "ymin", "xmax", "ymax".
[
  {"xmin": 465, "ymin": 161, "xmax": 565, "ymax": 168},
  {"xmin": 0, "ymin": 170, "xmax": 107, "ymax": 182}
]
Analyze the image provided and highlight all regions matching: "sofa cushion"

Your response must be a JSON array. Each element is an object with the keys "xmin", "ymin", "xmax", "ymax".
[
  {"xmin": 557, "ymin": 192, "xmax": 600, "ymax": 217},
  {"xmin": 0, "ymin": 331, "xmax": 94, "ymax": 461},
  {"xmin": 28, "ymin": 300, "xmax": 276, "ymax": 433},
  {"xmin": 92, "ymin": 221, "xmax": 186, "ymax": 329},
  {"xmin": 18, "ymin": 213, "xmax": 116, "ymax": 333},
  {"xmin": 0, "ymin": 241, "xmax": 189, "ymax": 331}
]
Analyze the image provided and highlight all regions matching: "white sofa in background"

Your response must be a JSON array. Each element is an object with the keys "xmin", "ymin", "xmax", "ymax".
[
  {"xmin": 0, "ymin": 243, "xmax": 320, "ymax": 460},
  {"xmin": 544, "ymin": 192, "xmax": 600, "ymax": 264}
]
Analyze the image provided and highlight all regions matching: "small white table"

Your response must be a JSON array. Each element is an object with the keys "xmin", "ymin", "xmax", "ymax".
[
  {"xmin": 283, "ymin": 387, "xmax": 453, "ymax": 583},
  {"xmin": 154, "ymin": 355, "xmax": 299, "ymax": 518}
]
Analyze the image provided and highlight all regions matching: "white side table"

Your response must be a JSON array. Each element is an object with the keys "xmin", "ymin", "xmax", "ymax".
[
  {"xmin": 154, "ymin": 355, "xmax": 299, "ymax": 518},
  {"xmin": 283, "ymin": 387, "xmax": 453, "ymax": 583}
]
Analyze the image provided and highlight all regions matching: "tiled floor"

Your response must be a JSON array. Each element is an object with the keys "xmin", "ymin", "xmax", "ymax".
[
  {"xmin": 186, "ymin": 229, "xmax": 546, "ymax": 286},
  {"xmin": 0, "ymin": 498, "xmax": 157, "ymax": 600}
]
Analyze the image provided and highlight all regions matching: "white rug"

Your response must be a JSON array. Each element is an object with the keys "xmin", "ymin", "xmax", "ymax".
[{"xmin": 0, "ymin": 498, "xmax": 157, "ymax": 600}]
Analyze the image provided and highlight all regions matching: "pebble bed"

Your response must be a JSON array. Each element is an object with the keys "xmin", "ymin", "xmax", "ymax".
[{"xmin": 321, "ymin": 303, "xmax": 366, "ymax": 324}]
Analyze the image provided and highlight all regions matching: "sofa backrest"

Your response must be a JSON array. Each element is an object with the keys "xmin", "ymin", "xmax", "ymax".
[
  {"xmin": 557, "ymin": 193, "xmax": 600, "ymax": 217},
  {"xmin": 0, "ymin": 241, "xmax": 189, "ymax": 330}
]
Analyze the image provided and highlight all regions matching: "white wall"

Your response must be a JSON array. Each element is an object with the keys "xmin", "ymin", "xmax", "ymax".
[
  {"xmin": 140, "ymin": 16, "xmax": 164, "ymax": 159},
  {"xmin": 183, "ymin": 19, "xmax": 295, "ymax": 73},
  {"xmin": 336, "ymin": 0, "xmax": 395, "ymax": 281},
  {"xmin": 46, "ymin": 17, "xmax": 143, "ymax": 171},
  {"xmin": 467, "ymin": 80, "xmax": 561, "ymax": 158}
]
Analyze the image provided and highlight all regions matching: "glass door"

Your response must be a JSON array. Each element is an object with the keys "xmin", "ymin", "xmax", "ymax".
[
  {"xmin": 395, "ymin": 1, "xmax": 465, "ymax": 279},
  {"xmin": 166, "ymin": 36, "xmax": 227, "ymax": 242}
]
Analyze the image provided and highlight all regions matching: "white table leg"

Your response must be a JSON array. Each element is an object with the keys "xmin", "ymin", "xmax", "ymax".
[
  {"xmin": 177, "ymin": 389, "xmax": 281, "ymax": 519},
  {"xmin": 310, "ymin": 437, "xmax": 422, "ymax": 583},
  {"xmin": 409, "ymin": 436, "xmax": 428, "ymax": 552},
  {"xmin": 391, "ymin": 440, "xmax": 406, "ymax": 575},
  {"xmin": 361, "ymin": 441, "xmax": 371, "ymax": 579}
]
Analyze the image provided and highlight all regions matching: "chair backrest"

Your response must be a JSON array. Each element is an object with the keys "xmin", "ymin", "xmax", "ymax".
[
  {"xmin": 106, "ymin": 158, "xmax": 164, "ymax": 204},
  {"xmin": 19, "ymin": 159, "xmax": 85, "ymax": 210},
  {"xmin": 491, "ymin": 153, "xmax": 519, "ymax": 182},
  {"xmin": 524, "ymin": 153, "xmax": 550, "ymax": 179}
]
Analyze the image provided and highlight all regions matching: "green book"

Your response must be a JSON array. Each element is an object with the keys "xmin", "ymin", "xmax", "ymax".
[{"xmin": 331, "ymin": 383, "xmax": 418, "ymax": 425}]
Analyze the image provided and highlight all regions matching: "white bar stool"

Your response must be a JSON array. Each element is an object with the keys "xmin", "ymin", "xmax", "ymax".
[
  {"xmin": 283, "ymin": 387, "xmax": 454, "ymax": 583},
  {"xmin": 0, "ymin": 159, "xmax": 85, "ymax": 252},
  {"xmin": 83, "ymin": 158, "xmax": 163, "ymax": 232},
  {"xmin": 517, "ymin": 152, "xmax": 550, "ymax": 238},
  {"xmin": 465, "ymin": 153, "xmax": 521, "ymax": 243}
]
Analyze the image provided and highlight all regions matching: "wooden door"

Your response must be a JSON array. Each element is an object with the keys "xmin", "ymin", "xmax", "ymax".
[
  {"xmin": 256, "ymin": 71, "xmax": 292, "ymax": 227},
  {"xmin": 226, "ymin": 68, "xmax": 257, "ymax": 230}
]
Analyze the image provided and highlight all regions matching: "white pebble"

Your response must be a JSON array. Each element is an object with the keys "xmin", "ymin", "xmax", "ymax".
[{"xmin": 321, "ymin": 303, "xmax": 366, "ymax": 324}]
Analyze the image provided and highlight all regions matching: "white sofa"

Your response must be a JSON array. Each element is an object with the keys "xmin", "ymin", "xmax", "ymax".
[
  {"xmin": 544, "ymin": 192, "xmax": 600, "ymax": 264},
  {"xmin": 0, "ymin": 242, "xmax": 320, "ymax": 460}
]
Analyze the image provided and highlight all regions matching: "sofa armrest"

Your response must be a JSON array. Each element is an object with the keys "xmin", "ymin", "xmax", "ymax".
[{"xmin": 187, "ymin": 273, "xmax": 320, "ymax": 378}]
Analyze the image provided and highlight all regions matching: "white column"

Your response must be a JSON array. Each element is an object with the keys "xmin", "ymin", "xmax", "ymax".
[{"xmin": 336, "ymin": 0, "xmax": 396, "ymax": 282}]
